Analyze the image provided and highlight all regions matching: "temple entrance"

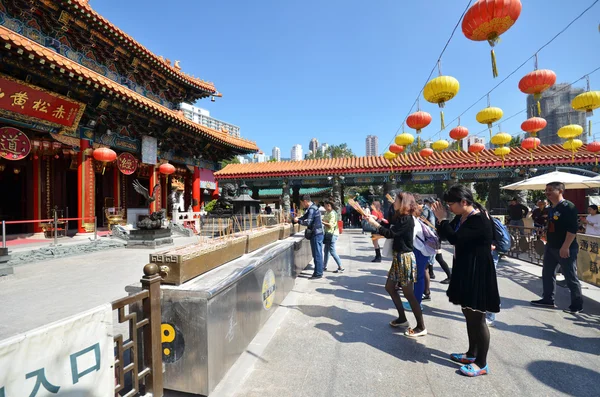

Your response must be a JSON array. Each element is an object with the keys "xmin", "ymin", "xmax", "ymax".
[{"xmin": 0, "ymin": 160, "xmax": 29, "ymax": 234}]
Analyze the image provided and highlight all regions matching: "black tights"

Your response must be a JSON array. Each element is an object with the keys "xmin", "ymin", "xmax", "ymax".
[
  {"xmin": 462, "ymin": 308, "xmax": 490, "ymax": 368},
  {"xmin": 385, "ymin": 279, "xmax": 425, "ymax": 331},
  {"xmin": 432, "ymin": 253, "xmax": 452, "ymax": 278}
]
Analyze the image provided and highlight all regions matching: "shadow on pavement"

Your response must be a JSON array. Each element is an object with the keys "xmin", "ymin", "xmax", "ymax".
[
  {"xmin": 527, "ymin": 360, "xmax": 600, "ymax": 397},
  {"xmin": 296, "ymin": 304, "xmax": 458, "ymax": 369}
]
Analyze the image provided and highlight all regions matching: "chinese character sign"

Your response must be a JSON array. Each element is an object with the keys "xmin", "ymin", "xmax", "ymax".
[
  {"xmin": 141, "ymin": 135, "xmax": 157, "ymax": 165},
  {"xmin": 0, "ymin": 304, "xmax": 113, "ymax": 396},
  {"xmin": 0, "ymin": 74, "xmax": 85, "ymax": 132},
  {"xmin": 117, "ymin": 152, "xmax": 138, "ymax": 175},
  {"xmin": 0, "ymin": 127, "xmax": 31, "ymax": 161}
]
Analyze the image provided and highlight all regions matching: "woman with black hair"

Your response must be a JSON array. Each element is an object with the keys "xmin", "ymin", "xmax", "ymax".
[
  {"xmin": 583, "ymin": 204, "xmax": 600, "ymax": 236},
  {"xmin": 431, "ymin": 185, "xmax": 500, "ymax": 377},
  {"xmin": 367, "ymin": 192, "xmax": 427, "ymax": 337}
]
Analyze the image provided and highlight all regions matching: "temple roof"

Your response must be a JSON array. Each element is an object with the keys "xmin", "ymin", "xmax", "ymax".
[
  {"xmin": 215, "ymin": 145, "xmax": 597, "ymax": 179},
  {"xmin": 0, "ymin": 25, "xmax": 258, "ymax": 153},
  {"xmin": 59, "ymin": 0, "xmax": 217, "ymax": 95}
]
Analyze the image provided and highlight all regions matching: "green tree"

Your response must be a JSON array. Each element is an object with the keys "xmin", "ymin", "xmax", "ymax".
[
  {"xmin": 219, "ymin": 156, "xmax": 240, "ymax": 169},
  {"xmin": 327, "ymin": 143, "xmax": 355, "ymax": 159},
  {"xmin": 509, "ymin": 136, "xmax": 522, "ymax": 148},
  {"xmin": 306, "ymin": 150, "xmax": 327, "ymax": 160},
  {"xmin": 267, "ymin": 158, "xmax": 278, "ymax": 162},
  {"xmin": 474, "ymin": 182, "xmax": 489, "ymax": 204}
]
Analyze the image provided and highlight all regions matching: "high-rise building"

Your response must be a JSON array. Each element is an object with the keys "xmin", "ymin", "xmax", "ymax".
[
  {"xmin": 319, "ymin": 143, "xmax": 329, "ymax": 156},
  {"xmin": 180, "ymin": 103, "xmax": 241, "ymax": 138},
  {"xmin": 309, "ymin": 138, "xmax": 319, "ymax": 153},
  {"xmin": 272, "ymin": 147, "xmax": 281, "ymax": 162},
  {"xmin": 291, "ymin": 144, "xmax": 303, "ymax": 161},
  {"xmin": 527, "ymin": 83, "xmax": 587, "ymax": 145},
  {"xmin": 462, "ymin": 136, "xmax": 486, "ymax": 151},
  {"xmin": 253, "ymin": 152, "xmax": 269, "ymax": 163},
  {"xmin": 366, "ymin": 135, "xmax": 378, "ymax": 156}
]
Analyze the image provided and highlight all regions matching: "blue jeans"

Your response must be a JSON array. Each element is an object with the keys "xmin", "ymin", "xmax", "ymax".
[
  {"xmin": 310, "ymin": 233, "xmax": 324, "ymax": 276},
  {"xmin": 509, "ymin": 219, "xmax": 525, "ymax": 235},
  {"xmin": 413, "ymin": 249, "xmax": 428, "ymax": 304},
  {"xmin": 324, "ymin": 234, "xmax": 343, "ymax": 269},
  {"xmin": 486, "ymin": 251, "xmax": 500, "ymax": 322},
  {"xmin": 542, "ymin": 245, "xmax": 583, "ymax": 309}
]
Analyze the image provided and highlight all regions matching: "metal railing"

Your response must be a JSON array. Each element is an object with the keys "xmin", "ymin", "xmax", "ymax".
[
  {"xmin": 1, "ymin": 216, "xmax": 97, "ymax": 249},
  {"xmin": 112, "ymin": 264, "xmax": 163, "ymax": 397},
  {"xmin": 506, "ymin": 225, "xmax": 547, "ymax": 266}
]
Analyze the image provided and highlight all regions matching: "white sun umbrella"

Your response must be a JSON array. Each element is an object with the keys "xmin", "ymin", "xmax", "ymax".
[{"xmin": 501, "ymin": 171, "xmax": 600, "ymax": 191}]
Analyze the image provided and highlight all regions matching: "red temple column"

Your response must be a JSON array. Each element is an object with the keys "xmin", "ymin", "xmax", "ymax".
[
  {"xmin": 32, "ymin": 155, "xmax": 42, "ymax": 233},
  {"xmin": 161, "ymin": 174, "xmax": 168, "ymax": 211},
  {"xmin": 78, "ymin": 139, "xmax": 95, "ymax": 233},
  {"xmin": 192, "ymin": 166, "xmax": 201, "ymax": 212},
  {"xmin": 212, "ymin": 180, "xmax": 219, "ymax": 200},
  {"xmin": 113, "ymin": 166, "xmax": 120, "ymax": 208},
  {"xmin": 149, "ymin": 166, "xmax": 161, "ymax": 213}
]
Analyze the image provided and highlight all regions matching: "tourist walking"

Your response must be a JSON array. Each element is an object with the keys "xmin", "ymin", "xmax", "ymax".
[
  {"xmin": 431, "ymin": 185, "xmax": 500, "ymax": 377},
  {"xmin": 370, "ymin": 201, "xmax": 385, "ymax": 262},
  {"xmin": 531, "ymin": 182, "xmax": 583, "ymax": 313},
  {"xmin": 532, "ymin": 200, "xmax": 549, "ymax": 228},
  {"xmin": 322, "ymin": 200, "xmax": 345, "ymax": 273},
  {"xmin": 508, "ymin": 197, "xmax": 529, "ymax": 235},
  {"xmin": 582, "ymin": 204, "xmax": 600, "ymax": 236},
  {"xmin": 295, "ymin": 195, "xmax": 325, "ymax": 279},
  {"xmin": 367, "ymin": 192, "xmax": 427, "ymax": 338}
]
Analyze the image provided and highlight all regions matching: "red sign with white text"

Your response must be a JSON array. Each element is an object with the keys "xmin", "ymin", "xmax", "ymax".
[
  {"xmin": 0, "ymin": 74, "xmax": 85, "ymax": 132},
  {"xmin": 117, "ymin": 152, "xmax": 138, "ymax": 175},
  {"xmin": 0, "ymin": 127, "xmax": 31, "ymax": 160}
]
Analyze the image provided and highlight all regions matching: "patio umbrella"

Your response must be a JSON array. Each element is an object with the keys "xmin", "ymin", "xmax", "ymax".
[{"xmin": 501, "ymin": 171, "xmax": 600, "ymax": 191}]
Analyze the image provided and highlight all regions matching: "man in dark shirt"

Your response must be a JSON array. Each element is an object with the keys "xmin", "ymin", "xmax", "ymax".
[
  {"xmin": 295, "ymin": 195, "xmax": 324, "ymax": 279},
  {"xmin": 508, "ymin": 197, "xmax": 529, "ymax": 234},
  {"xmin": 531, "ymin": 182, "xmax": 583, "ymax": 313},
  {"xmin": 532, "ymin": 200, "xmax": 549, "ymax": 228}
]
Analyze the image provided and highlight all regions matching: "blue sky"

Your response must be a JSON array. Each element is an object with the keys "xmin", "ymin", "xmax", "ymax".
[{"xmin": 92, "ymin": 0, "xmax": 599, "ymax": 157}]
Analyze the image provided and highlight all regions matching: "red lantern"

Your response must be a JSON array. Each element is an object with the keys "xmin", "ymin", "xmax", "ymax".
[
  {"xmin": 92, "ymin": 147, "xmax": 117, "ymax": 175},
  {"xmin": 419, "ymin": 148, "xmax": 434, "ymax": 166},
  {"xmin": 159, "ymin": 162, "xmax": 176, "ymax": 175},
  {"xmin": 389, "ymin": 144, "xmax": 404, "ymax": 154},
  {"xmin": 462, "ymin": 0, "xmax": 522, "ymax": 78},
  {"xmin": 449, "ymin": 126, "xmax": 469, "ymax": 151},
  {"xmin": 521, "ymin": 137, "xmax": 541, "ymax": 162},
  {"xmin": 587, "ymin": 141, "xmax": 600, "ymax": 165},
  {"xmin": 407, "ymin": 111, "xmax": 432, "ymax": 145},
  {"xmin": 519, "ymin": 69, "xmax": 557, "ymax": 115},
  {"xmin": 468, "ymin": 142, "xmax": 485, "ymax": 164},
  {"xmin": 521, "ymin": 117, "xmax": 547, "ymax": 137}
]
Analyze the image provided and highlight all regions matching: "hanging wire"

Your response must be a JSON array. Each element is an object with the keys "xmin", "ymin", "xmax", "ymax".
[
  {"xmin": 424, "ymin": 0, "xmax": 600, "ymax": 143},
  {"xmin": 381, "ymin": 0, "xmax": 474, "ymax": 154}
]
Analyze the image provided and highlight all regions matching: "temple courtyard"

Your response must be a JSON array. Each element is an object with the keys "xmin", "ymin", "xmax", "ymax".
[{"xmin": 1, "ymin": 231, "xmax": 599, "ymax": 396}]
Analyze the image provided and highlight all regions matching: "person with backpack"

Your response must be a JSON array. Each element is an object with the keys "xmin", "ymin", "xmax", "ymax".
[
  {"xmin": 295, "ymin": 195, "xmax": 325, "ymax": 279},
  {"xmin": 422, "ymin": 198, "xmax": 453, "ymax": 285},
  {"xmin": 366, "ymin": 192, "xmax": 427, "ymax": 338},
  {"xmin": 431, "ymin": 185, "xmax": 500, "ymax": 377}
]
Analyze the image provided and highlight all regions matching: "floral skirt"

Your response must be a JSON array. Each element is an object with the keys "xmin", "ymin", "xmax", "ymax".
[{"xmin": 388, "ymin": 251, "xmax": 416, "ymax": 288}]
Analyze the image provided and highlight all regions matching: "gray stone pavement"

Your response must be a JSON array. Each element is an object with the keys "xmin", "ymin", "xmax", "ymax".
[
  {"xmin": 212, "ymin": 230, "xmax": 600, "ymax": 397},
  {"xmin": 0, "ymin": 235, "xmax": 199, "ymax": 339}
]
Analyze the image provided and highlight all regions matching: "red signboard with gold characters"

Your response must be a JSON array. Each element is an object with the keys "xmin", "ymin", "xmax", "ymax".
[
  {"xmin": 117, "ymin": 152, "xmax": 138, "ymax": 175},
  {"xmin": 0, "ymin": 73, "xmax": 85, "ymax": 132},
  {"xmin": 0, "ymin": 127, "xmax": 31, "ymax": 160}
]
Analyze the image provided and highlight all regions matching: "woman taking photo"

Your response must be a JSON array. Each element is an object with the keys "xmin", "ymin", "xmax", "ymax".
[
  {"xmin": 431, "ymin": 185, "xmax": 500, "ymax": 377},
  {"xmin": 367, "ymin": 192, "xmax": 427, "ymax": 337},
  {"xmin": 322, "ymin": 200, "xmax": 345, "ymax": 273}
]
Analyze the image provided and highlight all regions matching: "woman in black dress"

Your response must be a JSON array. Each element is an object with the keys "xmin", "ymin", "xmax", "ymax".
[
  {"xmin": 367, "ymin": 192, "xmax": 427, "ymax": 337},
  {"xmin": 431, "ymin": 185, "xmax": 500, "ymax": 377}
]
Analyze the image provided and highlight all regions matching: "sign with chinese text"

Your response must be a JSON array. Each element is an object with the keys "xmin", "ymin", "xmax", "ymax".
[
  {"xmin": 117, "ymin": 152, "xmax": 138, "ymax": 175},
  {"xmin": 141, "ymin": 135, "xmax": 157, "ymax": 165},
  {"xmin": 0, "ymin": 304, "xmax": 113, "ymax": 396},
  {"xmin": 0, "ymin": 74, "xmax": 85, "ymax": 133},
  {"xmin": 0, "ymin": 127, "xmax": 31, "ymax": 160}
]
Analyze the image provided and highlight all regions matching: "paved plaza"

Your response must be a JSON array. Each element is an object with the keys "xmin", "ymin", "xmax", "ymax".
[{"xmin": 1, "ymin": 231, "xmax": 600, "ymax": 396}]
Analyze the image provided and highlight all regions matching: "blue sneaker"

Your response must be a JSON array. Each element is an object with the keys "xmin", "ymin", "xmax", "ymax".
[{"xmin": 402, "ymin": 301, "xmax": 424, "ymax": 311}]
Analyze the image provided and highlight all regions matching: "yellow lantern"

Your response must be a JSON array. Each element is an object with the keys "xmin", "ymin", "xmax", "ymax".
[
  {"xmin": 563, "ymin": 139, "xmax": 583, "ymax": 162},
  {"xmin": 494, "ymin": 146, "xmax": 511, "ymax": 168},
  {"xmin": 395, "ymin": 133, "xmax": 415, "ymax": 147},
  {"xmin": 557, "ymin": 124, "xmax": 583, "ymax": 139},
  {"xmin": 383, "ymin": 151, "xmax": 397, "ymax": 160},
  {"xmin": 431, "ymin": 140, "xmax": 450, "ymax": 152},
  {"xmin": 423, "ymin": 76, "xmax": 460, "ymax": 129},
  {"xmin": 477, "ymin": 107, "xmax": 503, "ymax": 140},
  {"xmin": 490, "ymin": 132, "xmax": 512, "ymax": 146},
  {"xmin": 572, "ymin": 90, "xmax": 600, "ymax": 137}
]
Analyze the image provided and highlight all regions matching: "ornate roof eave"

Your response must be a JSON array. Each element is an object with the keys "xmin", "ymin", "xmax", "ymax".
[
  {"xmin": 214, "ymin": 146, "xmax": 597, "ymax": 180},
  {"xmin": 58, "ymin": 0, "xmax": 218, "ymax": 96},
  {"xmin": 0, "ymin": 25, "xmax": 258, "ymax": 153}
]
